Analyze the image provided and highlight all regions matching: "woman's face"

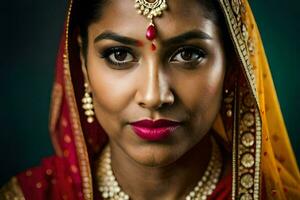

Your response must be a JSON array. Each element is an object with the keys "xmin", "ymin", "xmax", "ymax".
[{"xmin": 81, "ymin": 0, "xmax": 226, "ymax": 166}]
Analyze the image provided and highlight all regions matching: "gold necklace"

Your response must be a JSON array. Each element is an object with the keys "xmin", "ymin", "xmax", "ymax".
[{"xmin": 96, "ymin": 138, "xmax": 222, "ymax": 200}]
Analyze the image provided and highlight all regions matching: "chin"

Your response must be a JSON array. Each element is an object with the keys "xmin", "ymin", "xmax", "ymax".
[{"xmin": 126, "ymin": 142, "xmax": 188, "ymax": 167}]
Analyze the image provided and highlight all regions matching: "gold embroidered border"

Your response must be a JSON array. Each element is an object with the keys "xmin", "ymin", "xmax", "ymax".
[
  {"xmin": 49, "ymin": 83, "xmax": 63, "ymax": 156},
  {"xmin": 235, "ymin": 87, "xmax": 262, "ymax": 200},
  {"xmin": 254, "ymin": 108, "xmax": 262, "ymax": 200},
  {"xmin": 0, "ymin": 177, "xmax": 25, "ymax": 200},
  {"xmin": 219, "ymin": 0, "xmax": 258, "ymax": 104},
  {"xmin": 232, "ymin": 82, "xmax": 238, "ymax": 200},
  {"xmin": 64, "ymin": 0, "xmax": 93, "ymax": 199},
  {"xmin": 218, "ymin": 0, "xmax": 262, "ymax": 199}
]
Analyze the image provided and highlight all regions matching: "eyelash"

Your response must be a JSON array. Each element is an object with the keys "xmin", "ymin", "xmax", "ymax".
[
  {"xmin": 100, "ymin": 47, "xmax": 137, "ymax": 67},
  {"xmin": 100, "ymin": 46, "xmax": 207, "ymax": 68},
  {"xmin": 169, "ymin": 46, "xmax": 207, "ymax": 63}
]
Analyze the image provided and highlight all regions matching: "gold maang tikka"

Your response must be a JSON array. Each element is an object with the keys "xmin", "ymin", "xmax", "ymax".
[{"xmin": 134, "ymin": 0, "xmax": 167, "ymax": 42}]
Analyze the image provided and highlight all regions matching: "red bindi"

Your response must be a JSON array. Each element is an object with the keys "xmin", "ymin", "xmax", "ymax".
[
  {"xmin": 136, "ymin": 40, "xmax": 144, "ymax": 47},
  {"xmin": 151, "ymin": 43, "xmax": 156, "ymax": 51}
]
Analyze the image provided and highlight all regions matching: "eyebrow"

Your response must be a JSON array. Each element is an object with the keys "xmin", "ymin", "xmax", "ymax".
[
  {"xmin": 94, "ymin": 31, "xmax": 138, "ymax": 46},
  {"xmin": 162, "ymin": 30, "xmax": 212, "ymax": 46},
  {"xmin": 94, "ymin": 30, "xmax": 212, "ymax": 46}
]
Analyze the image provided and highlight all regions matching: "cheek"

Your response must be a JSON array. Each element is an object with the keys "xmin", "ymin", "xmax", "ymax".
[
  {"xmin": 204, "ymin": 64, "xmax": 225, "ymax": 101},
  {"xmin": 173, "ymin": 60, "xmax": 225, "ymax": 132},
  {"xmin": 176, "ymin": 65, "xmax": 225, "ymax": 116},
  {"xmin": 196, "ymin": 52, "xmax": 226, "ymax": 111},
  {"xmin": 86, "ymin": 57, "xmax": 136, "ymax": 120}
]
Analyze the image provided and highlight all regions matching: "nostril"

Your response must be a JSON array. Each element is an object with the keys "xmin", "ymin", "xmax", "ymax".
[
  {"xmin": 137, "ymin": 91, "xmax": 175, "ymax": 110},
  {"xmin": 138, "ymin": 102, "xmax": 146, "ymax": 108},
  {"xmin": 134, "ymin": 70, "xmax": 174, "ymax": 109}
]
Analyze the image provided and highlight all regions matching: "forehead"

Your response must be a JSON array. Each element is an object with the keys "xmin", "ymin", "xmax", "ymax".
[{"xmin": 88, "ymin": 0, "xmax": 219, "ymax": 40}]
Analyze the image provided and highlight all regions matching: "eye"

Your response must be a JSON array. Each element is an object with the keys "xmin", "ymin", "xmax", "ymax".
[
  {"xmin": 101, "ymin": 47, "xmax": 136, "ymax": 65},
  {"xmin": 170, "ymin": 46, "xmax": 206, "ymax": 63}
]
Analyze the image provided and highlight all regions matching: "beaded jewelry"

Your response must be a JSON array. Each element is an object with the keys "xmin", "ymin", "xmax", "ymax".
[
  {"xmin": 134, "ymin": 0, "xmax": 167, "ymax": 41},
  {"xmin": 96, "ymin": 137, "xmax": 222, "ymax": 200}
]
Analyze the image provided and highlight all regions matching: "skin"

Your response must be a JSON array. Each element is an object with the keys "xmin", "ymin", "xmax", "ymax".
[{"xmin": 79, "ymin": 0, "xmax": 227, "ymax": 199}]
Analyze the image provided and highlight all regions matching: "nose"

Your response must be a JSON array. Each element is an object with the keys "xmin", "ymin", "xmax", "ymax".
[{"xmin": 135, "ymin": 62, "xmax": 174, "ymax": 110}]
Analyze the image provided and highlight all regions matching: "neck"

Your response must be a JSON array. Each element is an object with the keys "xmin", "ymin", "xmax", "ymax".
[{"xmin": 109, "ymin": 134, "xmax": 213, "ymax": 200}]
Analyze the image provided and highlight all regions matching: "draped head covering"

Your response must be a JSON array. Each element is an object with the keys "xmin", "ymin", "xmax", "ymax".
[
  {"xmin": 216, "ymin": 1, "xmax": 300, "ymax": 199},
  {"xmin": 1, "ymin": 0, "xmax": 299, "ymax": 199}
]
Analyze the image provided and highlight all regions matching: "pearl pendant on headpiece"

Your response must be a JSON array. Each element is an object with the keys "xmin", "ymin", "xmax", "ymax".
[{"xmin": 134, "ymin": 0, "xmax": 168, "ymax": 41}]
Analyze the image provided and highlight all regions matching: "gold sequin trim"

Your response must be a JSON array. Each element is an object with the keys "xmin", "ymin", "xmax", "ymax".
[
  {"xmin": 0, "ymin": 177, "xmax": 25, "ymax": 200},
  {"xmin": 63, "ymin": 0, "xmax": 93, "ymax": 199},
  {"xmin": 219, "ymin": 0, "xmax": 259, "ymax": 104},
  {"xmin": 242, "ymin": 113, "xmax": 255, "ymax": 127},
  {"xmin": 218, "ymin": 1, "xmax": 262, "ymax": 199},
  {"xmin": 237, "ymin": 86, "xmax": 261, "ymax": 200},
  {"xmin": 49, "ymin": 83, "xmax": 63, "ymax": 156},
  {"xmin": 240, "ymin": 192, "xmax": 253, "ymax": 200},
  {"xmin": 241, "ymin": 174, "xmax": 254, "ymax": 189},
  {"xmin": 241, "ymin": 153, "xmax": 255, "ymax": 168},
  {"xmin": 241, "ymin": 132, "xmax": 255, "ymax": 147}
]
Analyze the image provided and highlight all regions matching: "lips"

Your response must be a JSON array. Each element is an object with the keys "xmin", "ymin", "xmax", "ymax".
[{"xmin": 130, "ymin": 119, "xmax": 181, "ymax": 141}]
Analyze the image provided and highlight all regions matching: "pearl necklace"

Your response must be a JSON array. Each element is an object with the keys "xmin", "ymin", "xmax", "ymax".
[{"xmin": 96, "ymin": 138, "xmax": 222, "ymax": 200}]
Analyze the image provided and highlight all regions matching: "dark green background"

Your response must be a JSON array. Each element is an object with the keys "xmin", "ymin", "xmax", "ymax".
[{"xmin": 0, "ymin": 1, "xmax": 299, "ymax": 185}]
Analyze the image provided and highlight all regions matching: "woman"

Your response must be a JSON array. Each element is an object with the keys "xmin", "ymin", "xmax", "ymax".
[{"xmin": 1, "ymin": 0, "xmax": 299, "ymax": 199}]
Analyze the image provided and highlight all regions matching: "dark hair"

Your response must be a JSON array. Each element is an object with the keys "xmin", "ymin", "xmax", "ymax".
[
  {"xmin": 77, "ymin": 0, "xmax": 224, "ymax": 57},
  {"xmin": 77, "ymin": 0, "xmax": 109, "ymax": 57},
  {"xmin": 198, "ymin": 0, "xmax": 223, "ymax": 24}
]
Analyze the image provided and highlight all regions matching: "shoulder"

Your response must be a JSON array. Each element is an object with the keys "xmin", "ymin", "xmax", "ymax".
[{"xmin": 0, "ymin": 177, "xmax": 25, "ymax": 200}]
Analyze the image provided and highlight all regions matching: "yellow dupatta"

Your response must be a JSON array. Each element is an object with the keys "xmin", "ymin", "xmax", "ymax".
[{"xmin": 213, "ymin": 0, "xmax": 300, "ymax": 199}]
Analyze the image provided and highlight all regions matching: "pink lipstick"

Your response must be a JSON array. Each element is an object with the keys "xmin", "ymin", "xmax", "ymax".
[{"xmin": 130, "ymin": 119, "xmax": 181, "ymax": 141}]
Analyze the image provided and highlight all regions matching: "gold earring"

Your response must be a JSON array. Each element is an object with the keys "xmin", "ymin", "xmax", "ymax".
[
  {"xmin": 82, "ymin": 83, "xmax": 94, "ymax": 123},
  {"xmin": 224, "ymin": 89, "xmax": 234, "ymax": 117}
]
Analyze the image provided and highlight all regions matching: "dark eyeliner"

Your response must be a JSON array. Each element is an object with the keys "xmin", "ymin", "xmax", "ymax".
[
  {"xmin": 169, "ymin": 46, "xmax": 207, "ymax": 62},
  {"xmin": 99, "ymin": 46, "xmax": 135, "ymax": 66}
]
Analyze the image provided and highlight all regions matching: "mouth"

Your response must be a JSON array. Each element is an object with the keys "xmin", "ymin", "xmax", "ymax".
[{"xmin": 130, "ymin": 119, "xmax": 182, "ymax": 141}]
